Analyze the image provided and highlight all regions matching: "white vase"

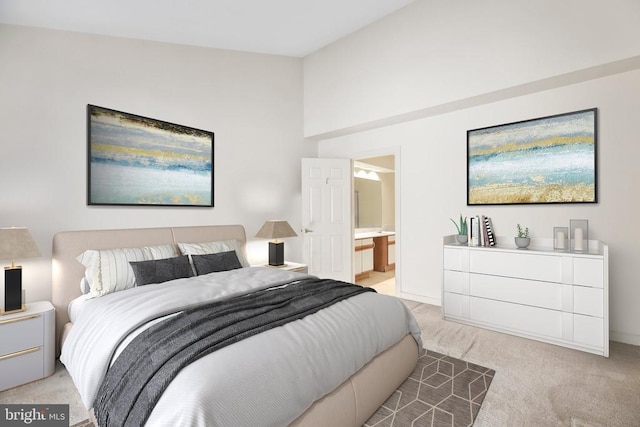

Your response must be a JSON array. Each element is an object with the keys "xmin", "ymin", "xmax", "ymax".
[{"xmin": 456, "ymin": 235, "xmax": 468, "ymax": 244}]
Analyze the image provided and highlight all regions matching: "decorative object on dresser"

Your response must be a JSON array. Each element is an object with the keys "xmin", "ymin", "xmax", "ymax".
[
  {"xmin": 465, "ymin": 215, "xmax": 496, "ymax": 247},
  {"xmin": 87, "ymin": 105, "xmax": 214, "ymax": 207},
  {"xmin": 467, "ymin": 108, "xmax": 597, "ymax": 205},
  {"xmin": 255, "ymin": 220, "xmax": 298, "ymax": 266},
  {"xmin": 442, "ymin": 235, "xmax": 609, "ymax": 357},
  {"xmin": 515, "ymin": 223, "xmax": 530, "ymax": 249},
  {"xmin": 468, "ymin": 216, "xmax": 481, "ymax": 246},
  {"xmin": 482, "ymin": 215, "xmax": 496, "ymax": 246},
  {"xmin": 570, "ymin": 219, "xmax": 589, "ymax": 253},
  {"xmin": 0, "ymin": 301, "xmax": 55, "ymax": 390},
  {"xmin": 0, "ymin": 227, "xmax": 41, "ymax": 314},
  {"xmin": 449, "ymin": 214, "xmax": 468, "ymax": 244},
  {"xmin": 554, "ymin": 226, "xmax": 569, "ymax": 251}
]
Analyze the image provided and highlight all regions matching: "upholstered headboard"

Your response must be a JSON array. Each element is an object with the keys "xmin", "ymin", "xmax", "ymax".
[{"xmin": 51, "ymin": 224, "xmax": 247, "ymax": 353}]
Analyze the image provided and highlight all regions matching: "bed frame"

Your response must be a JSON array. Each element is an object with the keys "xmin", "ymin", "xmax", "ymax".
[{"xmin": 52, "ymin": 224, "xmax": 418, "ymax": 426}]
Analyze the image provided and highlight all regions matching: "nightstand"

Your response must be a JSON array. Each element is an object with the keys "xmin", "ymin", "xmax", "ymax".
[
  {"xmin": 0, "ymin": 301, "xmax": 55, "ymax": 391},
  {"xmin": 260, "ymin": 262, "xmax": 308, "ymax": 274}
]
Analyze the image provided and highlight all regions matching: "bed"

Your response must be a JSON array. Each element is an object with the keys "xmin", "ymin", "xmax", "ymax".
[{"xmin": 52, "ymin": 224, "xmax": 421, "ymax": 426}]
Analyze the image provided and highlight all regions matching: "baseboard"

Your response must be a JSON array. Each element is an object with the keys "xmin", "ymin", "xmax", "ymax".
[
  {"xmin": 396, "ymin": 292, "xmax": 440, "ymax": 306},
  {"xmin": 610, "ymin": 330, "xmax": 640, "ymax": 347}
]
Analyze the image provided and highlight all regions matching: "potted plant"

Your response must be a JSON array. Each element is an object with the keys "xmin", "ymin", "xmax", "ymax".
[
  {"xmin": 515, "ymin": 224, "xmax": 530, "ymax": 249},
  {"xmin": 450, "ymin": 214, "xmax": 468, "ymax": 244}
]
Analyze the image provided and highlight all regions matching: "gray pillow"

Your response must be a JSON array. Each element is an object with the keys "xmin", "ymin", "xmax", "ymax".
[
  {"xmin": 192, "ymin": 251, "xmax": 243, "ymax": 275},
  {"xmin": 130, "ymin": 255, "xmax": 193, "ymax": 286}
]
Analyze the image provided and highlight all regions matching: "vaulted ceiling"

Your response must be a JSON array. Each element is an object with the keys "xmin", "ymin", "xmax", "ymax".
[{"xmin": 0, "ymin": 0, "xmax": 414, "ymax": 57}]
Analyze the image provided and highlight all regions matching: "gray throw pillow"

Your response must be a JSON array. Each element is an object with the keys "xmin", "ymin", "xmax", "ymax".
[
  {"xmin": 192, "ymin": 251, "xmax": 243, "ymax": 275},
  {"xmin": 130, "ymin": 255, "xmax": 193, "ymax": 286}
]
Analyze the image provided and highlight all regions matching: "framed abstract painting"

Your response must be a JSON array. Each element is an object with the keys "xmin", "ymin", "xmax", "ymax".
[
  {"xmin": 467, "ymin": 108, "xmax": 597, "ymax": 205},
  {"xmin": 87, "ymin": 105, "xmax": 214, "ymax": 207}
]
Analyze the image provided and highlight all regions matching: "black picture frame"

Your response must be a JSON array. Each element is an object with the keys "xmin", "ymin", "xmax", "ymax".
[
  {"xmin": 467, "ymin": 108, "xmax": 597, "ymax": 206},
  {"xmin": 87, "ymin": 105, "xmax": 214, "ymax": 207}
]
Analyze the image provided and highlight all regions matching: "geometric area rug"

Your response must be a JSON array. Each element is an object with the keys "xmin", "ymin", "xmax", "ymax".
[{"xmin": 364, "ymin": 349, "xmax": 495, "ymax": 427}]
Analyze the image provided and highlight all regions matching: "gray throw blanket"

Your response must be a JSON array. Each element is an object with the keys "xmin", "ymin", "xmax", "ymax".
[{"xmin": 94, "ymin": 277, "xmax": 375, "ymax": 427}]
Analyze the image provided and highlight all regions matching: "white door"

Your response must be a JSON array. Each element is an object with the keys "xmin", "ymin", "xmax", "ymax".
[{"xmin": 301, "ymin": 158, "xmax": 352, "ymax": 282}]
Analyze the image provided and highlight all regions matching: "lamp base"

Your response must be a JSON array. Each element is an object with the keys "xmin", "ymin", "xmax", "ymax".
[
  {"xmin": 268, "ymin": 241, "xmax": 285, "ymax": 266},
  {"xmin": 0, "ymin": 305, "xmax": 27, "ymax": 316},
  {"xmin": 4, "ymin": 266, "xmax": 23, "ymax": 313}
]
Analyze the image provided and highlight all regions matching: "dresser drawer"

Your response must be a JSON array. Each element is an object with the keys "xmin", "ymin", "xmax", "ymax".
[
  {"xmin": 443, "ymin": 248, "xmax": 464, "ymax": 271},
  {"xmin": 443, "ymin": 292, "xmax": 468, "ymax": 318},
  {"xmin": 470, "ymin": 297, "xmax": 563, "ymax": 339},
  {"xmin": 0, "ymin": 314, "xmax": 43, "ymax": 355},
  {"xmin": 573, "ymin": 258, "xmax": 604, "ymax": 288},
  {"xmin": 470, "ymin": 274, "xmax": 562, "ymax": 311},
  {"xmin": 573, "ymin": 286, "xmax": 604, "ymax": 317},
  {"xmin": 443, "ymin": 270, "xmax": 468, "ymax": 294},
  {"xmin": 0, "ymin": 346, "xmax": 44, "ymax": 391},
  {"xmin": 470, "ymin": 251, "xmax": 562, "ymax": 283},
  {"xmin": 573, "ymin": 314, "xmax": 604, "ymax": 348}
]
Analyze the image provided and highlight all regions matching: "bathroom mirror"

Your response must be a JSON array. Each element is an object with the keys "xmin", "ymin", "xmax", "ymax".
[{"xmin": 354, "ymin": 177, "xmax": 382, "ymax": 228}]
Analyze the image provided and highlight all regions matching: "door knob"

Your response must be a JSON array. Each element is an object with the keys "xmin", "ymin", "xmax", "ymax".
[{"xmin": 302, "ymin": 228, "xmax": 313, "ymax": 233}]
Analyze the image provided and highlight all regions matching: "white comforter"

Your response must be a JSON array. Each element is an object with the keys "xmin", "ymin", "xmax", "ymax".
[{"xmin": 61, "ymin": 267, "xmax": 422, "ymax": 427}]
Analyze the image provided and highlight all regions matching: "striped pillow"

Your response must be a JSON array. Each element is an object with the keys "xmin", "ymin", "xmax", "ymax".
[{"xmin": 76, "ymin": 244, "xmax": 179, "ymax": 298}]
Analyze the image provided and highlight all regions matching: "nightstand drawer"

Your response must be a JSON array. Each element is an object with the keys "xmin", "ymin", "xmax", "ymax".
[
  {"xmin": 0, "ymin": 314, "xmax": 43, "ymax": 355},
  {"xmin": 0, "ymin": 346, "xmax": 44, "ymax": 390}
]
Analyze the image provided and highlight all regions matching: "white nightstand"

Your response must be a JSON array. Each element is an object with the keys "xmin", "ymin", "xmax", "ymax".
[
  {"xmin": 0, "ymin": 301, "xmax": 55, "ymax": 391},
  {"xmin": 259, "ymin": 262, "xmax": 308, "ymax": 274}
]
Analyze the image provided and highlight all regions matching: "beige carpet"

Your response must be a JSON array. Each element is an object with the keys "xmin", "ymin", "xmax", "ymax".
[
  {"xmin": 2, "ymin": 301, "xmax": 639, "ymax": 426},
  {"xmin": 405, "ymin": 301, "xmax": 640, "ymax": 427}
]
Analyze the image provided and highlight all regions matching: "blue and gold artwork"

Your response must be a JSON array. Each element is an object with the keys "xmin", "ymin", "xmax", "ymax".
[
  {"xmin": 88, "ymin": 105, "xmax": 213, "ymax": 206},
  {"xmin": 467, "ymin": 109, "xmax": 596, "ymax": 205}
]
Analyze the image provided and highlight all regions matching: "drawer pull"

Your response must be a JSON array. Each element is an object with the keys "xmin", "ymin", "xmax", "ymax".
[
  {"xmin": 0, "ymin": 314, "xmax": 40, "ymax": 325},
  {"xmin": 0, "ymin": 347, "xmax": 40, "ymax": 361}
]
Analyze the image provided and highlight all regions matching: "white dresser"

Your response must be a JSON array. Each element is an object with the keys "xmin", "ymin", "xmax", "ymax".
[
  {"xmin": 442, "ymin": 236, "xmax": 609, "ymax": 357},
  {"xmin": 0, "ymin": 301, "xmax": 56, "ymax": 390}
]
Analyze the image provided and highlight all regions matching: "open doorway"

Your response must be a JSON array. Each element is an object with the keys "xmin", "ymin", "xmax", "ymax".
[{"xmin": 353, "ymin": 154, "xmax": 396, "ymax": 296}]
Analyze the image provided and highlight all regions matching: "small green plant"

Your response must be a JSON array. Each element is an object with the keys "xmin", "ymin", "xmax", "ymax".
[
  {"xmin": 516, "ymin": 224, "xmax": 529, "ymax": 238},
  {"xmin": 450, "ymin": 214, "xmax": 468, "ymax": 236}
]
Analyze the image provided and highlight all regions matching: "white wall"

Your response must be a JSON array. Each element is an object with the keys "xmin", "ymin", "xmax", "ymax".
[
  {"xmin": 304, "ymin": 0, "xmax": 640, "ymax": 138},
  {"xmin": 0, "ymin": 24, "xmax": 314, "ymax": 303},
  {"xmin": 319, "ymin": 70, "xmax": 640, "ymax": 344},
  {"xmin": 307, "ymin": 1, "xmax": 640, "ymax": 345}
]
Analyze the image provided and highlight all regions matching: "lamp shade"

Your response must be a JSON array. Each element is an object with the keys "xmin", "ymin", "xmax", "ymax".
[
  {"xmin": 255, "ymin": 221, "xmax": 298, "ymax": 240},
  {"xmin": 0, "ymin": 227, "xmax": 41, "ymax": 264}
]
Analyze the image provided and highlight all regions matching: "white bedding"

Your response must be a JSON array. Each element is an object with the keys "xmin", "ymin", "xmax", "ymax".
[{"xmin": 61, "ymin": 267, "xmax": 422, "ymax": 427}]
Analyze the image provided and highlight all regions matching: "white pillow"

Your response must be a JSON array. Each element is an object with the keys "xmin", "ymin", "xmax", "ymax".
[
  {"xmin": 76, "ymin": 244, "xmax": 180, "ymax": 298},
  {"xmin": 80, "ymin": 278, "xmax": 90, "ymax": 294},
  {"xmin": 178, "ymin": 239, "xmax": 249, "ymax": 269}
]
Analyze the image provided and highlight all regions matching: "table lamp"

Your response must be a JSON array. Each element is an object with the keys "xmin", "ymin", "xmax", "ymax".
[
  {"xmin": 255, "ymin": 220, "xmax": 297, "ymax": 266},
  {"xmin": 0, "ymin": 227, "xmax": 41, "ymax": 314}
]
